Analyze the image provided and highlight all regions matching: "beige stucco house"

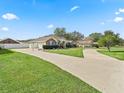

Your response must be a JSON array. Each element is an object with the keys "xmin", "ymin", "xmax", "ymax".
[
  {"xmin": 29, "ymin": 35, "xmax": 69, "ymax": 49},
  {"xmin": 29, "ymin": 35, "xmax": 95, "ymax": 49}
]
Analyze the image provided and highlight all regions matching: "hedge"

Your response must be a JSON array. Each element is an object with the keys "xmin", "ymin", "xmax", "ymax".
[
  {"xmin": 43, "ymin": 45, "xmax": 59, "ymax": 49},
  {"xmin": 43, "ymin": 43, "xmax": 78, "ymax": 49}
]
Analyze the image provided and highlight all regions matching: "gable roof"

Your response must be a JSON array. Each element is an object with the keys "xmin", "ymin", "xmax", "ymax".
[
  {"xmin": 83, "ymin": 37, "xmax": 93, "ymax": 41},
  {"xmin": 29, "ymin": 35, "xmax": 67, "ymax": 43},
  {"xmin": 0, "ymin": 38, "xmax": 20, "ymax": 44},
  {"xmin": 77, "ymin": 37, "xmax": 93, "ymax": 45}
]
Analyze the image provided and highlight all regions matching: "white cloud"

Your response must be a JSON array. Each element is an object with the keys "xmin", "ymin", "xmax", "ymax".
[
  {"xmin": 115, "ymin": 12, "xmax": 120, "ymax": 15},
  {"xmin": 1, "ymin": 27, "xmax": 9, "ymax": 31},
  {"xmin": 47, "ymin": 24, "xmax": 54, "ymax": 29},
  {"xmin": 2, "ymin": 13, "xmax": 19, "ymax": 20},
  {"xmin": 119, "ymin": 8, "xmax": 124, "ymax": 13},
  {"xmin": 70, "ymin": 6, "xmax": 80, "ymax": 12},
  {"xmin": 113, "ymin": 17, "xmax": 124, "ymax": 23},
  {"xmin": 115, "ymin": 8, "xmax": 124, "ymax": 15}
]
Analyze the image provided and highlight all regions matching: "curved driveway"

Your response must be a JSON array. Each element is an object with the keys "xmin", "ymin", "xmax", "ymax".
[{"xmin": 14, "ymin": 49, "xmax": 124, "ymax": 93}]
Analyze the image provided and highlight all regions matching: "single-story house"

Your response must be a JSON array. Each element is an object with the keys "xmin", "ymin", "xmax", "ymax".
[
  {"xmin": 0, "ymin": 38, "xmax": 29, "ymax": 49},
  {"xmin": 29, "ymin": 35, "xmax": 71, "ymax": 49},
  {"xmin": 77, "ymin": 37, "xmax": 94, "ymax": 47}
]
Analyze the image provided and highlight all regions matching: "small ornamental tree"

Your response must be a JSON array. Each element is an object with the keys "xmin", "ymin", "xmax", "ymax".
[
  {"xmin": 98, "ymin": 35, "xmax": 115, "ymax": 51},
  {"xmin": 98, "ymin": 30, "xmax": 120, "ymax": 52}
]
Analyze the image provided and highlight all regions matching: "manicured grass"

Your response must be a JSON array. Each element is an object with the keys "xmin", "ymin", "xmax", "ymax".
[
  {"xmin": 0, "ymin": 49, "xmax": 100, "ymax": 93},
  {"xmin": 45, "ymin": 48, "xmax": 83, "ymax": 58},
  {"xmin": 98, "ymin": 47, "xmax": 124, "ymax": 60}
]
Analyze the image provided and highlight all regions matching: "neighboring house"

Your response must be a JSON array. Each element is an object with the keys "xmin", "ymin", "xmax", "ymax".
[
  {"xmin": 0, "ymin": 38, "xmax": 29, "ymax": 49},
  {"xmin": 0, "ymin": 38, "xmax": 20, "ymax": 44},
  {"xmin": 29, "ymin": 35, "xmax": 70, "ymax": 49},
  {"xmin": 77, "ymin": 37, "xmax": 94, "ymax": 47}
]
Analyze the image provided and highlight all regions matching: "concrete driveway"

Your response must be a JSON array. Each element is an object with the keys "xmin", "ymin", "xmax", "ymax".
[{"xmin": 14, "ymin": 48, "xmax": 124, "ymax": 93}]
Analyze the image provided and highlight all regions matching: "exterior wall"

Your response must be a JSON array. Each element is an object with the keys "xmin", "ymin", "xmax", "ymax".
[
  {"xmin": 29, "ymin": 43, "xmax": 38, "ymax": 49},
  {"xmin": 29, "ymin": 42, "xmax": 45, "ymax": 49},
  {"xmin": 0, "ymin": 44, "xmax": 29, "ymax": 49}
]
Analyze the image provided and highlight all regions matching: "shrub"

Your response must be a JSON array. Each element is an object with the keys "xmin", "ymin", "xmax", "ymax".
[
  {"xmin": 43, "ymin": 45, "xmax": 59, "ymax": 49},
  {"xmin": 66, "ymin": 43, "xmax": 77, "ymax": 48},
  {"xmin": 92, "ymin": 44, "xmax": 99, "ymax": 48}
]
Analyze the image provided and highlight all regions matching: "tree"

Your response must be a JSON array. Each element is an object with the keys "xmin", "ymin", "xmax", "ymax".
[
  {"xmin": 54, "ymin": 27, "xmax": 66, "ymax": 37},
  {"xmin": 89, "ymin": 32, "xmax": 103, "ymax": 42},
  {"xmin": 65, "ymin": 31, "xmax": 84, "ymax": 41},
  {"xmin": 54, "ymin": 27, "xmax": 84, "ymax": 41},
  {"xmin": 118, "ymin": 38, "xmax": 124, "ymax": 46},
  {"xmin": 98, "ymin": 35, "xmax": 115, "ymax": 51},
  {"xmin": 98, "ymin": 30, "xmax": 121, "ymax": 51}
]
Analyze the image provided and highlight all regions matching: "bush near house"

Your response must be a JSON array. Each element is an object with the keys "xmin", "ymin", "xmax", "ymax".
[
  {"xmin": 92, "ymin": 44, "xmax": 99, "ymax": 48},
  {"xmin": 43, "ymin": 45, "xmax": 59, "ymax": 49},
  {"xmin": 66, "ymin": 43, "xmax": 77, "ymax": 48},
  {"xmin": 43, "ymin": 43, "xmax": 78, "ymax": 49}
]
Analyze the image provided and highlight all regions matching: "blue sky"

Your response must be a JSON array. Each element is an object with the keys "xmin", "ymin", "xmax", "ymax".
[{"xmin": 0, "ymin": 0, "xmax": 124, "ymax": 40}]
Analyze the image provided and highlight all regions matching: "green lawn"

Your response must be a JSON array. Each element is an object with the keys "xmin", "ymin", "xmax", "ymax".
[
  {"xmin": 0, "ymin": 49, "xmax": 100, "ymax": 93},
  {"xmin": 45, "ymin": 48, "xmax": 83, "ymax": 58},
  {"xmin": 98, "ymin": 47, "xmax": 124, "ymax": 60}
]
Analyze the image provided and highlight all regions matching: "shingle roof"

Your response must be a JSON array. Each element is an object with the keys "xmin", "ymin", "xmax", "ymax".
[
  {"xmin": 77, "ymin": 37, "xmax": 93, "ymax": 44},
  {"xmin": 29, "ymin": 35, "xmax": 67, "ymax": 43},
  {"xmin": 0, "ymin": 38, "xmax": 20, "ymax": 44}
]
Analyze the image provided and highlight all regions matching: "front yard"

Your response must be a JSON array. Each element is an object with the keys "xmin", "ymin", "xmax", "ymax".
[
  {"xmin": 98, "ymin": 47, "xmax": 124, "ymax": 60},
  {"xmin": 45, "ymin": 48, "xmax": 83, "ymax": 58},
  {"xmin": 0, "ymin": 49, "xmax": 100, "ymax": 93}
]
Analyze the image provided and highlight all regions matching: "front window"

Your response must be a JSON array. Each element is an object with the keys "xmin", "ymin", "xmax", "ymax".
[{"xmin": 46, "ymin": 39, "xmax": 56, "ymax": 45}]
